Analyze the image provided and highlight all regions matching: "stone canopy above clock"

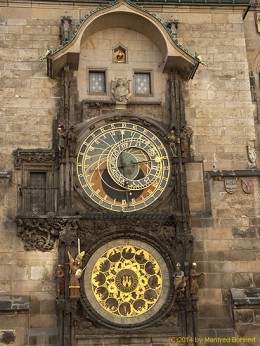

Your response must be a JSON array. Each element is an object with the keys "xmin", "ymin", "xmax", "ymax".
[{"xmin": 47, "ymin": 0, "xmax": 200, "ymax": 80}]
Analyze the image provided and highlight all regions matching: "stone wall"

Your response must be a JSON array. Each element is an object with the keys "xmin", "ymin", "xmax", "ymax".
[{"xmin": 0, "ymin": 3, "xmax": 60, "ymax": 345}]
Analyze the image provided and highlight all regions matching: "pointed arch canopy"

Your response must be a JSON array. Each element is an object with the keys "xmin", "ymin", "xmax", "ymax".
[{"xmin": 47, "ymin": 0, "xmax": 200, "ymax": 80}]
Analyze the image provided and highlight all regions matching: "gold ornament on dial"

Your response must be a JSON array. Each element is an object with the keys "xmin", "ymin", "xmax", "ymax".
[
  {"xmin": 76, "ymin": 121, "xmax": 171, "ymax": 212},
  {"xmin": 91, "ymin": 245, "xmax": 162, "ymax": 317}
]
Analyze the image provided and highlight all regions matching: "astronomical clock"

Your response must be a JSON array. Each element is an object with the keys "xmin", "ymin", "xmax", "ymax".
[
  {"xmin": 71, "ymin": 115, "xmax": 179, "ymax": 331},
  {"xmin": 76, "ymin": 118, "xmax": 172, "ymax": 213}
]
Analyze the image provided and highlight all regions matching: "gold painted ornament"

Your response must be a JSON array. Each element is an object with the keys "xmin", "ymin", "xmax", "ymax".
[{"xmin": 91, "ymin": 245, "xmax": 162, "ymax": 317}]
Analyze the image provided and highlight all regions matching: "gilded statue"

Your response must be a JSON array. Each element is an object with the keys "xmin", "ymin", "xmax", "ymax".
[
  {"xmin": 190, "ymin": 262, "xmax": 203, "ymax": 296},
  {"xmin": 173, "ymin": 263, "xmax": 187, "ymax": 297},
  {"xmin": 68, "ymin": 251, "xmax": 85, "ymax": 298}
]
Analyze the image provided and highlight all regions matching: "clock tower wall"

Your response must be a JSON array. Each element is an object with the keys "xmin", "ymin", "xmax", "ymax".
[{"xmin": 1, "ymin": 1, "xmax": 260, "ymax": 345}]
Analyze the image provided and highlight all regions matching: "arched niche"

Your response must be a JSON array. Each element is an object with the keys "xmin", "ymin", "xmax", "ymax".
[{"xmin": 47, "ymin": 0, "xmax": 200, "ymax": 81}]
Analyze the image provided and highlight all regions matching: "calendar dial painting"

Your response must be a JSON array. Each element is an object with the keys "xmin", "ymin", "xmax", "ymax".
[{"xmin": 82, "ymin": 239, "xmax": 171, "ymax": 328}]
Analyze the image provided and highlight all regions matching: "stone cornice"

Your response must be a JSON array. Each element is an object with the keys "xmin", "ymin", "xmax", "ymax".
[{"xmin": 206, "ymin": 169, "xmax": 260, "ymax": 178}]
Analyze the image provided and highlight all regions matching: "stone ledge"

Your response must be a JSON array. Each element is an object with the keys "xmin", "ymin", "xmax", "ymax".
[
  {"xmin": 231, "ymin": 288, "xmax": 260, "ymax": 307},
  {"xmin": 207, "ymin": 169, "xmax": 260, "ymax": 178},
  {"xmin": 0, "ymin": 296, "xmax": 29, "ymax": 312}
]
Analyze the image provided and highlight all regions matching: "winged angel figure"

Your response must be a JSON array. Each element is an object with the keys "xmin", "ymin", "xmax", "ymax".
[
  {"xmin": 68, "ymin": 251, "xmax": 85, "ymax": 297},
  {"xmin": 111, "ymin": 78, "xmax": 131, "ymax": 102}
]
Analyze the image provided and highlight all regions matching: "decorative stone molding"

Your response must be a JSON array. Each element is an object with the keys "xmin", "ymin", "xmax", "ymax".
[
  {"xmin": 16, "ymin": 214, "xmax": 193, "ymax": 252},
  {"xmin": 13, "ymin": 148, "xmax": 55, "ymax": 170},
  {"xmin": 207, "ymin": 169, "xmax": 260, "ymax": 178}
]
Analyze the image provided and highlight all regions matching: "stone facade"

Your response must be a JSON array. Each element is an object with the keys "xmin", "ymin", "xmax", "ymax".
[{"xmin": 0, "ymin": 0, "xmax": 260, "ymax": 345}]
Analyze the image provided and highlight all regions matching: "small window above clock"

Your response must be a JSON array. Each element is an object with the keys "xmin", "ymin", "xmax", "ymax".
[
  {"xmin": 89, "ymin": 70, "xmax": 106, "ymax": 94},
  {"xmin": 134, "ymin": 72, "xmax": 152, "ymax": 95}
]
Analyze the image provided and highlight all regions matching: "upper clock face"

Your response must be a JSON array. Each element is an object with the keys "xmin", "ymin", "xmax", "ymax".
[{"xmin": 76, "ymin": 121, "xmax": 171, "ymax": 212}]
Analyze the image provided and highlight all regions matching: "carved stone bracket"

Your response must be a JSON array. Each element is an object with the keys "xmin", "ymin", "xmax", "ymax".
[{"xmin": 16, "ymin": 217, "xmax": 60, "ymax": 251}]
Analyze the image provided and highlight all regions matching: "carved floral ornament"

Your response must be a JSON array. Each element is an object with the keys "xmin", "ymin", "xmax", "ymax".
[{"xmin": 15, "ymin": 216, "xmax": 193, "ymax": 252}]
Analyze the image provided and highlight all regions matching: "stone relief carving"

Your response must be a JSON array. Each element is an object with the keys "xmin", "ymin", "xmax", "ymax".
[
  {"xmin": 165, "ymin": 19, "xmax": 179, "ymax": 38},
  {"xmin": 111, "ymin": 78, "xmax": 131, "ymax": 102},
  {"xmin": 15, "ymin": 215, "xmax": 192, "ymax": 256},
  {"xmin": 60, "ymin": 16, "xmax": 73, "ymax": 44},
  {"xmin": 247, "ymin": 142, "xmax": 257, "ymax": 166}
]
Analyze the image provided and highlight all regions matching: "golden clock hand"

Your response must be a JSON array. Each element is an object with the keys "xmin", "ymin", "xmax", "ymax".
[{"xmin": 124, "ymin": 180, "xmax": 131, "ymax": 206}]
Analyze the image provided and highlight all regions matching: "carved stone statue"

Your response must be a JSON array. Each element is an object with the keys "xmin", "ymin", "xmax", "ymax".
[
  {"xmin": 55, "ymin": 264, "xmax": 65, "ymax": 298},
  {"xmin": 173, "ymin": 263, "xmax": 187, "ymax": 296},
  {"xmin": 180, "ymin": 125, "xmax": 193, "ymax": 159},
  {"xmin": 67, "ymin": 125, "xmax": 77, "ymax": 157},
  {"xmin": 57, "ymin": 125, "xmax": 67, "ymax": 158},
  {"xmin": 68, "ymin": 251, "xmax": 85, "ymax": 298},
  {"xmin": 190, "ymin": 262, "xmax": 203, "ymax": 296},
  {"xmin": 112, "ymin": 78, "xmax": 130, "ymax": 102}
]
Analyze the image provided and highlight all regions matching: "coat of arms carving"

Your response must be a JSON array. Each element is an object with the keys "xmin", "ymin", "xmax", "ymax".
[{"xmin": 224, "ymin": 178, "xmax": 237, "ymax": 194}]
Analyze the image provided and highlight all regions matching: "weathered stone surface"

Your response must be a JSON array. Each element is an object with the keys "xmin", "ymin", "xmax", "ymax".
[
  {"xmin": 232, "ymin": 273, "xmax": 254, "ymax": 288},
  {"xmin": 0, "ymin": 330, "xmax": 15, "ymax": 345},
  {"xmin": 0, "ymin": 295, "xmax": 29, "ymax": 311},
  {"xmin": 232, "ymin": 226, "xmax": 257, "ymax": 238}
]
